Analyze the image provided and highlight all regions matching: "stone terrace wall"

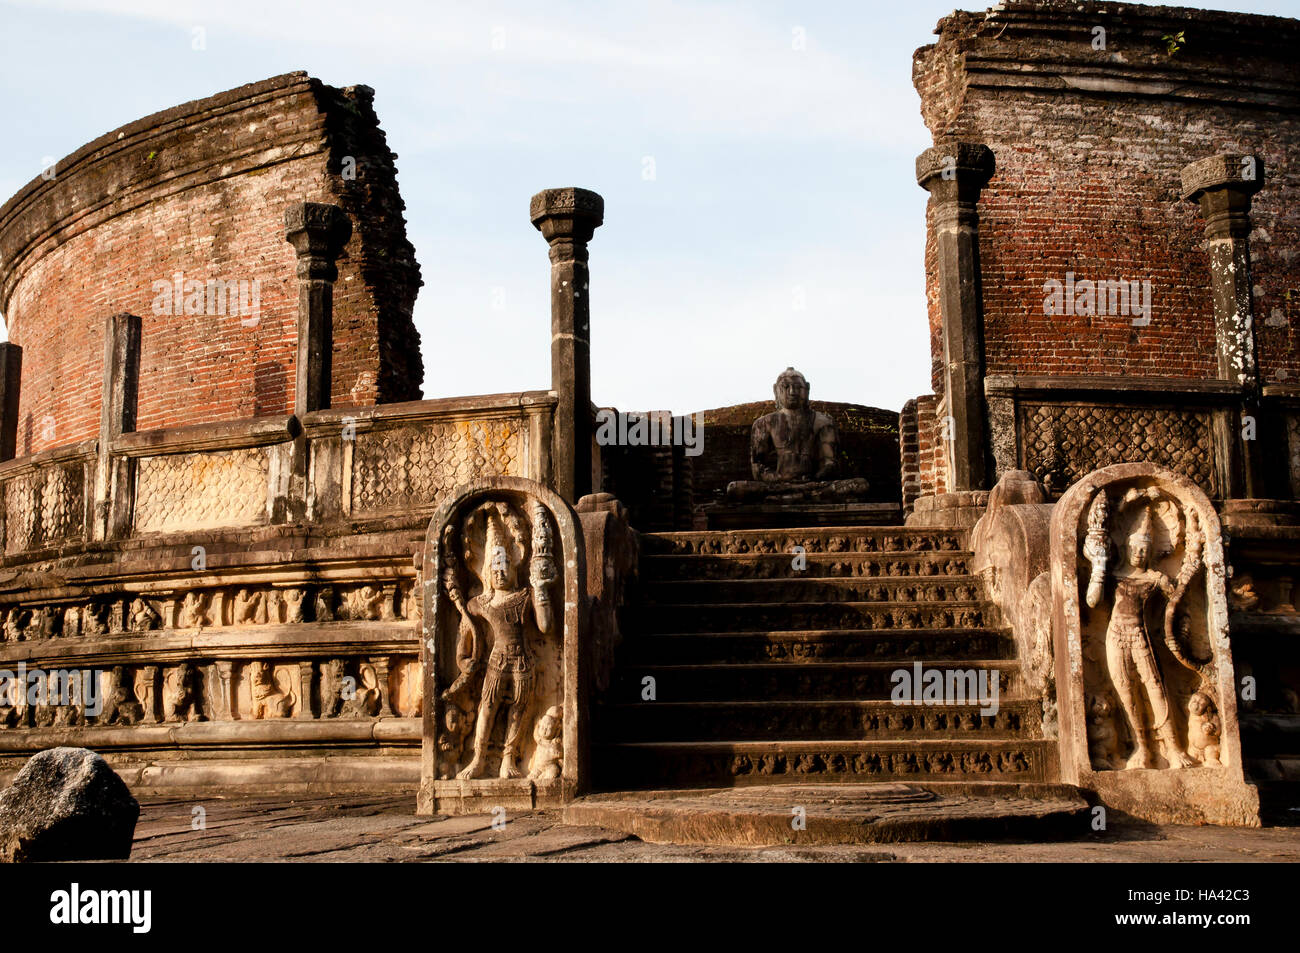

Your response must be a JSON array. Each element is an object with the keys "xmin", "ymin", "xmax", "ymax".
[
  {"xmin": 907, "ymin": 1, "xmax": 1300, "ymax": 503},
  {"xmin": 0, "ymin": 391, "xmax": 555, "ymax": 792},
  {"xmin": 0, "ymin": 72, "xmax": 423, "ymax": 457}
]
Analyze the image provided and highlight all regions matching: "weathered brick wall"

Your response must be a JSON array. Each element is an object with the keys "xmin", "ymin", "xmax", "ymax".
[
  {"xmin": 907, "ymin": 0, "xmax": 1300, "ymax": 497},
  {"xmin": 0, "ymin": 73, "xmax": 422, "ymax": 456},
  {"xmin": 900, "ymin": 394, "xmax": 947, "ymax": 514}
]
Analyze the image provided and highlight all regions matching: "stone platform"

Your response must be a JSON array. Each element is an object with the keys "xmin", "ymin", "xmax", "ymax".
[
  {"xmin": 563, "ymin": 782, "xmax": 1089, "ymax": 846},
  {"xmin": 122, "ymin": 794, "xmax": 1300, "ymax": 862}
]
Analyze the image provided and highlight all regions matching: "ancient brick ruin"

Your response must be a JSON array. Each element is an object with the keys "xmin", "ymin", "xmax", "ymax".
[{"xmin": 0, "ymin": 2, "xmax": 1295, "ymax": 837}]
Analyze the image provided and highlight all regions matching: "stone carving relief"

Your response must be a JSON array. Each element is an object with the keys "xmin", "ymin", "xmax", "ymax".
[
  {"xmin": 134, "ymin": 447, "xmax": 270, "ymax": 534},
  {"xmin": 1022, "ymin": 403, "xmax": 1216, "ymax": 496},
  {"xmin": 1081, "ymin": 486, "xmax": 1211, "ymax": 769},
  {"xmin": 164, "ymin": 663, "xmax": 207, "ymax": 722},
  {"xmin": 422, "ymin": 477, "xmax": 582, "ymax": 814},
  {"xmin": 0, "ymin": 654, "xmax": 419, "ymax": 731},
  {"xmin": 439, "ymin": 499, "xmax": 556, "ymax": 779},
  {"xmin": 0, "ymin": 581, "xmax": 416, "ymax": 646},
  {"xmin": 1050, "ymin": 463, "xmax": 1257, "ymax": 826},
  {"xmin": 248, "ymin": 661, "xmax": 296, "ymax": 719},
  {"xmin": 3, "ymin": 462, "xmax": 87, "ymax": 554},
  {"xmin": 350, "ymin": 419, "xmax": 522, "ymax": 515}
]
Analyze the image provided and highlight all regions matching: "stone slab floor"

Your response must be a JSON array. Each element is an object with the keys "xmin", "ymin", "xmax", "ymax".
[{"xmin": 126, "ymin": 795, "xmax": 1300, "ymax": 862}]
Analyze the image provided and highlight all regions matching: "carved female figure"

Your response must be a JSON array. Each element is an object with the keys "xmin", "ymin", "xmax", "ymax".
[{"xmin": 1087, "ymin": 492, "xmax": 1199, "ymax": 769}]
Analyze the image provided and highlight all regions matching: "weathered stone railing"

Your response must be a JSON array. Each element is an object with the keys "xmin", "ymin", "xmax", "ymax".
[
  {"xmin": 0, "ymin": 390, "xmax": 556, "ymax": 554},
  {"xmin": 984, "ymin": 375, "xmax": 1246, "ymax": 500}
]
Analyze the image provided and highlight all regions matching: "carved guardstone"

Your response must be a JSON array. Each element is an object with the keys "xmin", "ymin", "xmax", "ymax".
[
  {"xmin": 1050, "ymin": 463, "xmax": 1259, "ymax": 826},
  {"xmin": 418, "ymin": 476, "xmax": 586, "ymax": 815}
]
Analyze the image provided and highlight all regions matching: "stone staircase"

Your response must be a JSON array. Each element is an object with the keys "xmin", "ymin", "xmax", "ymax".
[{"xmin": 592, "ymin": 526, "xmax": 1060, "ymax": 791}]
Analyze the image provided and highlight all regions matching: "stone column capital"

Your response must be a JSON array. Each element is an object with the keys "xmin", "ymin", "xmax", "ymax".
[
  {"xmin": 284, "ymin": 202, "xmax": 353, "ymax": 281},
  {"xmin": 530, "ymin": 188, "xmax": 604, "ymax": 262},
  {"xmin": 916, "ymin": 142, "xmax": 995, "ymax": 200},
  {"xmin": 1181, "ymin": 154, "xmax": 1265, "ymax": 241}
]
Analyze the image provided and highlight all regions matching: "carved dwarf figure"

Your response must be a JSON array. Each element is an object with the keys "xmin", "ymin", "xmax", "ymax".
[
  {"xmin": 180, "ymin": 590, "xmax": 213, "ymax": 628},
  {"xmin": 1186, "ymin": 691, "xmax": 1222, "ymax": 766},
  {"xmin": 314, "ymin": 586, "xmax": 336, "ymax": 623},
  {"xmin": 2, "ymin": 608, "xmax": 25, "ymax": 642},
  {"xmin": 249, "ymin": 661, "xmax": 294, "ymax": 719},
  {"xmin": 1086, "ymin": 492, "xmax": 1200, "ymax": 769},
  {"xmin": 164, "ymin": 662, "xmax": 206, "ymax": 722},
  {"xmin": 81, "ymin": 602, "xmax": 110, "ymax": 637},
  {"xmin": 528, "ymin": 705, "xmax": 563, "ymax": 780},
  {"xmin": 437, "ymin": 704, "xmax": 473, "ymax": 780},
  {"xmin": 340, "ymin": 663, "xmax": 381, "ymax": 718},
  {"xmin": 234, "ymin": 588, "xmax": 266, "ymax": 626},
  {"xmin": 129, "ymin": 598, "xmax": 161, "ymax": 633},
  {"xmin": 99, "ymin": 666, "xmax": 144, "ymax": 726},
  {"xmin": 1086, "ymin": 693, "xmax": 1121, "ymax": 770},
  {"xmin": 282, "ymin": 588, "xmax": 307, "ymax": 624},
  {"xmin": 444, "ymin": 501, "xmax": 555, "ymax": 780}
]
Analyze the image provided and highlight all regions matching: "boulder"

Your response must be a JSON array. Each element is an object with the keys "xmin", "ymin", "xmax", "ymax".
[{"xmin": 0, "ymin": 747, "xmax": 139, "ymax": 862}]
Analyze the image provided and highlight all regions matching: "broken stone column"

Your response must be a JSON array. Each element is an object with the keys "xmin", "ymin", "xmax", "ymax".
[
  {"xmin": 93, "ymin": 312, "xmax": 141, "ymax": 540},
  {"xmin": 283, "ymin": 202, "xmax": 352, "ymax": 522},
  {"xmin": 916, "ymin": 142, "xmax": 995, "ymax": 493},
  {"xmin": 1180, "ymin": 154, "xmax": 1266, "ymax": 498},
  {"xmin": 285, "ymin": 202, "xmax": 352, "ymax": 417},
  {"xmin": 531, "ymin": 188, "xmax": 604, "ymax": 504}
]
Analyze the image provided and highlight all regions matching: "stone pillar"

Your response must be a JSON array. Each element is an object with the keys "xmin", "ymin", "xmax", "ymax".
[
  {"xmin": 214, "ymin": 660, "xmax": 235, "ymax": 720},
  {"xmin": 370, "ymin": 655, "xmax": 394, "ymax": 716},
  {"xmin": 296, "ymin": 661, "xmax": 314, "ymax": 719},
  {"xmin": 140, "ymin": 664, "xmax": 160, "ymax": 724},
  {"xmin": 916, "ymin": 143, "xmax": 995, "ymax": 492},
  {"xmin": 94, "ymin": 313, "xmax": 141, "ymax": 540},
  {"xmin": 0, "ymin": 343, "xmax": 20, "ymax": 462},
  {"xmin": 1181, "ymin": 154, "xmax": 1266, "ymax": 498},
  {"xmin": 530, "ymin": 188, "xmax": 604, "ymax": 504},
  {"xmin": 284, "ymin": 203, "xmax": 352, "ymax": 417}
]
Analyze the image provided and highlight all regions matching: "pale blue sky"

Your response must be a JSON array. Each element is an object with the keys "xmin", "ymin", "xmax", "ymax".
[{"xmin": 2, "ymin": 0, "xmax": 1296, "ymax": 412}]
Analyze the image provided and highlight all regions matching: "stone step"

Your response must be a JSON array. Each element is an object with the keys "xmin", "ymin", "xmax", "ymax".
[
  {"xmin": 598, "ymin": 698, "xmax": 1042, "ymax": 743},
  {"xmin": 609, "ymin": 659, "xmax": 1023, "ymax": 703},
  {"xmin": 636, "ymin": 576, "xmax": 985, "ymax": 605},
  {"xmin": 564, "ymin": 783, "xmax": 1088, "ymax": 846},
  {"xmin": 639, "ymin": 551, "xmax": 974, "ymax": 581},
  {"xmin": 619, "ymin": 628, "xmax": 1013, "ymax": 665},
  {"xmin": 624, "ymin": 600, "xmax": 994, "ymax": 634},
  {"xmin": 592, "ymin": 738, "xmax": 1058, "ymax": 789},
  {"xmin": 641, "ymin": 527, "xmax": 966, "ymax": 557}
]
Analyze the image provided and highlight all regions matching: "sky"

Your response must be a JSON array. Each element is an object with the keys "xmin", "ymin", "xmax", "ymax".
[{"xmin": 2, "ymin": 0, "xmax": 1297, "ymax": 413}]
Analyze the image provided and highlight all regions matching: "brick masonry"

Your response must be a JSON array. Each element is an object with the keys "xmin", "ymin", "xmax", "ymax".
[
  {"xmin": 0, "ymin": 72, "xmax": 422, "ymax": 456},
  {"xmin": 907, "ymin": 1, "xmax": 1300, "ymax": 499}
]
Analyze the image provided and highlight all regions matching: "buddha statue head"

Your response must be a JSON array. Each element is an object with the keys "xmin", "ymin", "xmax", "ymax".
[{"xmin": 774, "ymin": 367, "xmax": 811, "ymax": 413}]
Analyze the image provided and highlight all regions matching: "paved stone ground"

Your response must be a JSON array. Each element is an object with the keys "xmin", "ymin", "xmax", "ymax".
[{"xmin": 127, "ymin": 794, "xmax": 1300, "ymax": 862}]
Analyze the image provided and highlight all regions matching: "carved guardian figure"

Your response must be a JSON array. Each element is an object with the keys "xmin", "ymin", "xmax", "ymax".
[{"xmin": 443, "ymin": 500, "xmax": 555, "ymax": 780}]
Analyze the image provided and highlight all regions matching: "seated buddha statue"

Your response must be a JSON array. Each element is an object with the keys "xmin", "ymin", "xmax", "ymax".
[{"xmin": 725, "ymin": 367, "xmax": 869, "ymax": 503}]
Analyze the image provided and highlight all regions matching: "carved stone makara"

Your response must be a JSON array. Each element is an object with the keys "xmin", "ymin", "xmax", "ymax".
[
  {"xmin": 418, "ymin": 477, "xmax": 585, "ymax": 815},
  {"xmin": 1050, "ymin": 463, "xmax": 1258, "ymax": 826}
]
